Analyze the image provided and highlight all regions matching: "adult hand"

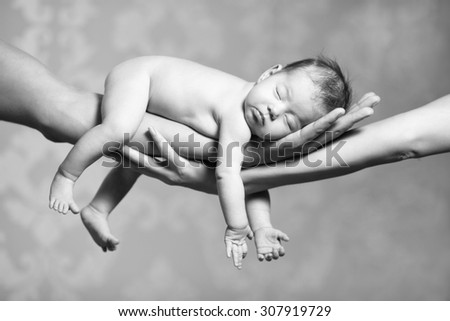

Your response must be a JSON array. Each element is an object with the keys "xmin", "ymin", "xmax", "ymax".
[
  {"xmin": 123, "ymin": 93, "xmax": 379, "ymax": 188},
  {"xmin": 123, "ymin": 127, "xmax": 217, "ymax": 194},
  {"xmin": 244, "ymin": 92, "xmax": 380, "ymax": 165},
  {"xmin": 302, "ymin": 92, "xmax": 380, "ymax": 152}
]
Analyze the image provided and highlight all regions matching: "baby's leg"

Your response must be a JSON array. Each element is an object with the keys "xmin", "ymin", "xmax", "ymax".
[
  {"xmin": 81, "ymin": 166, "xmax": 140, "ymax": 252},
  {"xmin": 49, "ymin": 60, "xmax": 151, "ymax": 214}
]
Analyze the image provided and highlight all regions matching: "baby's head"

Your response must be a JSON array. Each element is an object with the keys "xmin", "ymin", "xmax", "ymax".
[{"xmin": 244, "ymin": 55, "xmax": 352, "ymax": 140}]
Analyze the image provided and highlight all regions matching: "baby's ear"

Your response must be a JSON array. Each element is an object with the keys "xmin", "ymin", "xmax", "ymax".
[{"xmin": 257, "ymin": 64, "xmax": 283, "ymax": 83}]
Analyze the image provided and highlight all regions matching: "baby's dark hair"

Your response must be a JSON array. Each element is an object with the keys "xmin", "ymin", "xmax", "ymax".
[{"xmin": 282, "ymin": 55, "xmax": 352, "ymax": 113}]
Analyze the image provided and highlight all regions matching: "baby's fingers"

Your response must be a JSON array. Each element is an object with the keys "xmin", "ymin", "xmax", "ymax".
[
  {"xmin": 257, "ymin": 247, "xmax": 273, "ymax": 262},
  {"xmin": 242, "ymin": 241, "xmax": 248, "ymax": 259},
  {"xmin": 277, "ymin": 231, "xmax": 290, "ymax": 242},
  {"xmin": 225, "ymin": 240, "xmax": 232, "ymax": 258},
  {"xmin": 272, "ymin": 247, "xmax": 280, "ymax": 260},
  {"xmin": 232, "ymin": 244, "xmax": 243, "ymax": 269},
  {"xmin": 264, "ymin": 253, "xmax": 273, "ymax": 262},
  {"xmin": 278, "ymin": 246, "xmax": 286, "ymax": 257}
]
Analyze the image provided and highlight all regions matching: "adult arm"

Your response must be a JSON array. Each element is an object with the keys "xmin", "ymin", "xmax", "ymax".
[
  {"xmin": 243, "ymin": 94, "xmax": 450, "ymax": 193},
  {"xmin": 123, "ymin": 93, "xmax": 379, "ymax": 193},
  {"xmin": 125, "ymin": 94, "xmax": 450, "ymax": 194}
]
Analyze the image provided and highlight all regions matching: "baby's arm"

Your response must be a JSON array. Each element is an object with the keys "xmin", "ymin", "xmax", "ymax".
[
  {"xmin": 49, "ymin": 58, "xmax": 152, "ymax": 214},
  {"xmin": 246, "ymin": 191, "xmax": 289, "ymax": 261},
  {"xmin": 216, "ymin": 122, "xmax": 253, "ymax": 269}
]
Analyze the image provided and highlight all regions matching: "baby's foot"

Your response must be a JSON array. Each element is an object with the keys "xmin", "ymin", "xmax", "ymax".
[
  {"xmin": 49, "ymin": 171, "xmax": 80, "ymax": 214},
  {"xmin": 81, "ymin": 205, "xmax": 120, "ymax": 252}
]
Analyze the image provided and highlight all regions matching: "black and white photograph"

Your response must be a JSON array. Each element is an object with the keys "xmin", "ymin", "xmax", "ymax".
[{"xmin": 0, "ymin": 0, "xmax": 449, "ymax": 316}]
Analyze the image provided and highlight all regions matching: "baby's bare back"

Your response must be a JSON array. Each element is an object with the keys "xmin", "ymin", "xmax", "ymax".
[{"xmin": 144, "ymin": 56, "xmax": 246, "ymax": 139}]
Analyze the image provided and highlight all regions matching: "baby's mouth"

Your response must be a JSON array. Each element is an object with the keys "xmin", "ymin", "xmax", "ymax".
[{"xmin": 252, "ymin": 107, "xmax": 265, "ymax": 125}]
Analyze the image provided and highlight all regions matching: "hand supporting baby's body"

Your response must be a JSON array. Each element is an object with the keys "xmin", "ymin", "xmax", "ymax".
[{"xmin": 47, "ymin": 55, "xmax": 356, "ymax": 271}]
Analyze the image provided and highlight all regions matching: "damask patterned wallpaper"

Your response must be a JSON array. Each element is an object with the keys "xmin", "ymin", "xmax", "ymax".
[{"xmin": 0, "ymin": 0, "xmax": 449, "ymax": 300}]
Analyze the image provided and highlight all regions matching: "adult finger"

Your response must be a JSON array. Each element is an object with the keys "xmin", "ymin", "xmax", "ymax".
[
  {"xmin": 348, "ymin": 92, "xmax": 380, "ymax": 112},
  {"xmin": 297, "ymin": 94, "xmax": 379, "ymax": 154},
  {"xmin": 278, "ymin": 108, "xmax": 345, "ymax": 148},
  {"xmin": 123, "ymin": 146, "xmax": 159, "ymax": 169},
  {"xmin": 309, "ymin": 108, "xmax": 346, "ymax": 133},
  {"xmin": 311, "ymin": 106, "xmax": 374, "ymax": 148},
  {"xmin": 148, "ymin": 127, "xmax": 184, "ymax": 168},
  {"xmin": 320, "ymin": 93, "xmax": 379, "ymax": 140},
  {"xmin": 301, "ymin": 108, "xmax": 345, "ymax": 141},
  {"xmin": 327, "ymin": 106, "xmax": 374, "ymax": 137}
]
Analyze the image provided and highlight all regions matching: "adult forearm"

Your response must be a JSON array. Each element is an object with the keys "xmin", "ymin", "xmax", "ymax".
[
  {"xmin": 242, "ymin": 95, "xmax": 450, "ymax": 194},
  {"xmin": 0, "ymin": 40, "xmax": 102, "ymax": 143}
]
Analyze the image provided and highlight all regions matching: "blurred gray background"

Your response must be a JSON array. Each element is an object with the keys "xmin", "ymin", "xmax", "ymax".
[{"xmin": 0, "ymin": 0, "xmax": 449, "ymax": 300}]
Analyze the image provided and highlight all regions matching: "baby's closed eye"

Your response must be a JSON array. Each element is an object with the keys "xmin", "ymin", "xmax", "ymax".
[{"xmin": 284, "ymin": 114, "xmax": 300, "ymax": 131}]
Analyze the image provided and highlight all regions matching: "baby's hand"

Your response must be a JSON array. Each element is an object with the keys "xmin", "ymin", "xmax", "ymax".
[
  {"xmin": 254, "ymin": 227, "xmax": 289, "ymax": 262},
  {"xmin": 224, "ymin": 225, "xmax": 254, "ymax": 270}
]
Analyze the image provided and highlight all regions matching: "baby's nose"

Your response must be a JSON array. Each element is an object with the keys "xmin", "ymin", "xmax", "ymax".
[{"xmin": 267, "ymin": 106, "xmax": 279, "ymax": 120}]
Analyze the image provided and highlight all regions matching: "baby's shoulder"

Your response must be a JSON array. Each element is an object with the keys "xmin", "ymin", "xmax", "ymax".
[{"xmin": 219, "ymin": 114, "xmax": 251, "ymax": 141}]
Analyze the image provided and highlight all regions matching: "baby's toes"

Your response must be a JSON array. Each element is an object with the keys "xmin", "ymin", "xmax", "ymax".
[
  {"xmin": 107, "ymin": 240, "xmax": 117, "ymax": 252},
  {"xmin": 52, "ymin": 200, "xmax": 60, "ymax": 212},
  {"xmin": 49, "ymin": 198, "xmax": 56, "ymax": 209},
  {"xmin": 69, "ymin": 201, "xmax": 80, "ymax": 214}
]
